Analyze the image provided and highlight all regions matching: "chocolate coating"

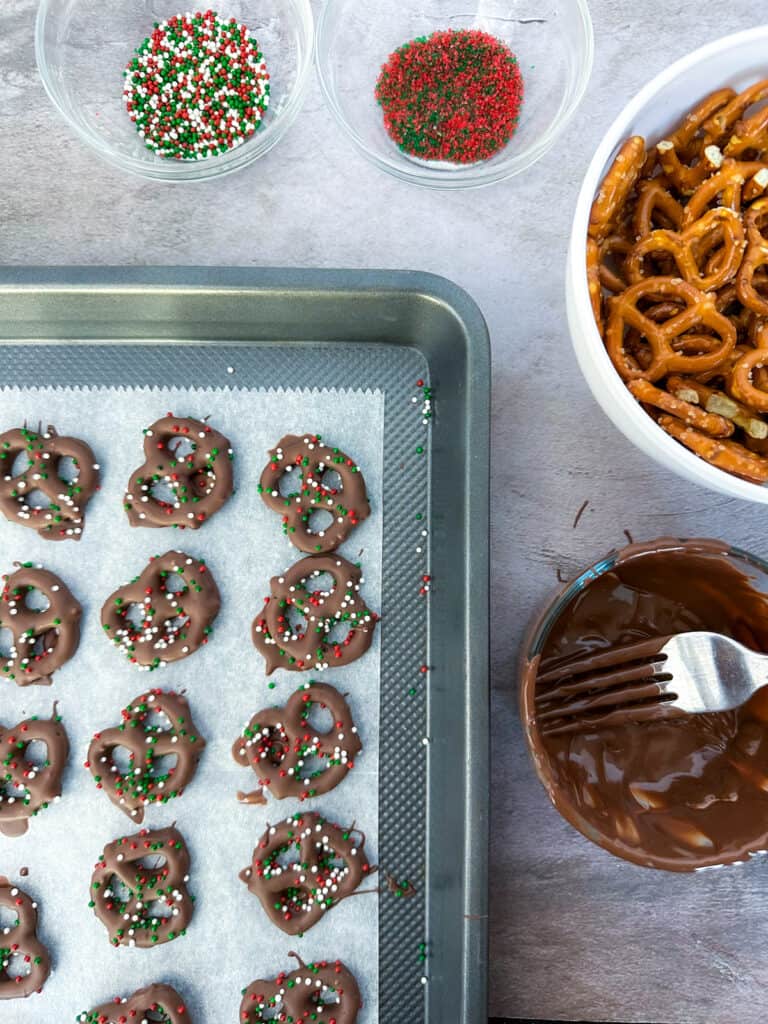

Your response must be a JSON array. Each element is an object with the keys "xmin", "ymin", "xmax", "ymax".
[
  {"xmin": 232, "ymin": 682, "xmax": 362, "ymax": 802},
  {"xmin": 124, "ymin": 414, "xmax": 233, "ymax": 529},
  {"xmin": 78, "ymin": 983, "xmax": 191, "ymax": 1023},
  {"xmin": 240, "ymin": 953, "xmax": 361, "ymax": 1024},
  {"xmin": 0, "ymin": 565, "xmax": 82, "ymax": 685},
  {"xmin": 0, "ymin": 425, "xmax": 100, "ymax": 540},
  {"xmin": 90, "ymin": 825, "xmax": 194, "ymax": 948},
  {"xmin": 101, "ymin": 551, "xmax": 220, "ymax": 670},
  {"xmin": 523, "ymin": 538, "xmax": 768, "ymax": 871},
  {"xmin": 0, "ymin": 879, "xmax": 50, "ymax": 999},
  {"xmin": 0, "ymin": 710, "xmax": 69, "ymax": 838},
  {"xmin": 239, "ymin": 811, "xmax": 371, "ymax": 934},
  {"xmin": 252, "ymin": 554, "xmax": 378, "ymax": 674},
  {"xmin": 87, "ymin": 689, "xmax": 206, "ymax": 822},
  {"xmin": 259, "ymin": 433, "xmax": 370, "ymax": 554}
]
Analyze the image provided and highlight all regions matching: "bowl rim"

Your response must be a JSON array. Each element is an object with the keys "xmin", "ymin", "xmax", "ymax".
[
  {"xmin": 568, "ymin": 24, "xmax": 768, "ymax": 503},
  {"xmin": 520, "ymin": 536, "xmax": 768, "ymax": 871},
  {"xmin": 34, "ymin": 0, "xmax": 315, "ymax": 183},
  {"xmin": 315, "ymin": 0, "xmax": 595, "ymax": 191}
]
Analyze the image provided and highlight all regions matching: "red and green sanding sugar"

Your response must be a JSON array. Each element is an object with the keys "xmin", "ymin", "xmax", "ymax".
[
  {"xmin": 375, "ymin": 28, "xmax": 525, "ymax": 164},
  {"xmin": 123, "ymin": 9, "xmax": 270, "ymax": 161}
]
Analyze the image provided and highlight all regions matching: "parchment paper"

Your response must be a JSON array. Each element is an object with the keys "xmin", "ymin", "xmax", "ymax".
[{"xmin": 0, "ymin": 385, "xmax": 383, "ymax": 1022}]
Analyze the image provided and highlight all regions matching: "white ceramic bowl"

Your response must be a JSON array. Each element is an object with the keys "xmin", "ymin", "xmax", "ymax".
[{"xmin": 566, "ymin": 26, "xmax": 768, "ymax": 503}]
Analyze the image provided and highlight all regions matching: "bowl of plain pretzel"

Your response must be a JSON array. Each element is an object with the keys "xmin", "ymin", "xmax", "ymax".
[{"xmin": 567, "ymin": 26, "xmax": 768, "ymax": 501}]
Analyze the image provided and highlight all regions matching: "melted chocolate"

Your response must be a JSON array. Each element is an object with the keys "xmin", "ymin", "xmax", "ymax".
[
  {"xmin": 240, "ymin": 954, "xmax": 362, "ymax": 1024},
  {"xmin": 0, "ymin": 879, "xmax": 50, "ymax": 999},
  {"xmin": 0, "ymin": 426, "xmax": 100, "ymax": 540},
  {"xmin": 232, "ymin": 682, "xmax": 362, "ymax": 802},
  {"xmin": 258, "ymin": 434, "xmax": 370, "ymax": 554},
  {"xmin": 239, "ymin": 811, "xmax": 371, "ymax": 934},
  {"xmin": 0, "ymin": 565, "xmax": 82, "ymax": 686},
  {"xmin": 90, "ymin": 825, "xmax": 194, "ymax": 947},
  {"xmin": 0, "ymin": 710, "xmax": 69, "ymax": 837},
  {"xmin": 523, "ymin": 539, "xmax": 768, "ymax": 870},
  {"xmin": 78, "ymin": 983, "xmax": 191, "ymax": 1023},
  {"xmin": 87, "ymin": 689, "xmax": 206, "ymax": 822},
  {"xmin": 101, "ymin": 551, "xmax": 220, "ymax": 670},
  {"xmin": 124, "ymin": 414, "xmax": 234, "ymax": 529}
]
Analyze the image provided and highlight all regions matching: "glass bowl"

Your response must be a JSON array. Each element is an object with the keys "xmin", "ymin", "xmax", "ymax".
[
  {"xmin": 35, "ymin": 0, "xmax": 314, "ymax": 182},
  {"xmin": 520, "ymin": 538, "xmax": 768, "ymax": 872},
  {"xmin": 316, "ymin": 0, "xmax": 594, "ymax": 190}
]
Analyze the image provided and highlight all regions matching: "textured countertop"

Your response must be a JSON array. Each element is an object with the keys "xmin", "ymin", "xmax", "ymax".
[{"xmin": 2, "ymin": 1, "xmax": 767, "ymax": 1022}]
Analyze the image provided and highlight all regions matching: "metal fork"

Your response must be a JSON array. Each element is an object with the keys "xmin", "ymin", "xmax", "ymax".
[{"xmin": 535, "ymin": 632, "xmax": 768, "ymax": 736}]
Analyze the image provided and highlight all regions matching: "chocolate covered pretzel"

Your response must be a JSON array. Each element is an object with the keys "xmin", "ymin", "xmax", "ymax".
[
  {"xmin": 124, "ymin": 414, "xmax": 233, "ymax": 529},
  {"xmin": 239, "ymin": 811, "xmax": 372, "ymax": 935},
  {"xmin": 252, "ymin": 555, "xmax": 378, "ymax": 674},
  {"xmin": 0, "ymin": 425, "xmax": 100, "ymax": 540},
  {"xmin": 233, "ymin": 682, "xmax": 361, "ymax": 803},
  {"xmin": 90, "ymin": 825, "xmax": 194, "ymax": 948},
  {"xmin": 240, "ymin": 953, "xmax": 362, "ymax": 1024},
  {"xmin": 78, "ymin": 983, "xmax": 191, "ymax": 1023},
  {"xmin": 101, "ymin": 551, "xmax": 220, "ymax": 670},
  {"xmin": 1, "ymin": 565, "xmax": 82, "ymax": 685},
  {"xmin": 86, "ymin": 690, "xmax": 206, "ymax": 822},
  {"xmin": 0, "ymin": 879, "xmax": 50, "ymax": 999},
  {"xmin": 0, "ymin": 710, "xmax": 69, "ymax": 837},
  {"xmin": 258, "ymin": 434, "xmax": 370, "ymax": 554}
]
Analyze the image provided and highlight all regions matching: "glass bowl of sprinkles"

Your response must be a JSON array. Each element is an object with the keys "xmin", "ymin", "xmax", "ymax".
[
  {"xmin": 35, "ymin": 2, "xmax": 314, "ymax": 182},
  {"xmin": 316, "ymin": 0, "xmax": 594, "ymax": 190}
]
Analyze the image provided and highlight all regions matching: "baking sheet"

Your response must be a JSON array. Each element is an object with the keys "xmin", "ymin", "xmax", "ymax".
[{"xmin": 0, "ymin": 384, "xmax": 384, "ymax": 1021}]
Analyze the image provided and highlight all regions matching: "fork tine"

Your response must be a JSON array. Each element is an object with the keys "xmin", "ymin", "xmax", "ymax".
[
  {"xmin": 537, "ymin": 679, "xmax": 667, "ymax": 723},
  {"xmin": 537, "ymin": 637, "xmax": 671, "ymax": 685},
  {"xmin": 540, "ymin": 700, "xmax": 683, "ymax": 737},
  {"xmin": 536, "ymin": 659, "xmax": 668, "ymax": 705}
]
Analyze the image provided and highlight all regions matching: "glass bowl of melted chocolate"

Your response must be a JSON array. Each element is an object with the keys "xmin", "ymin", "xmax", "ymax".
[{"xmin": 522, "ymin": 539, "xmax": 768, "ymax": 871}]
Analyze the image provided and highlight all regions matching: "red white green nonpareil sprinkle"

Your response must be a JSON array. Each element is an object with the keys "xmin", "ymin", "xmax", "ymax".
[
  {"xmin": 375, "ymin": 29, "xmax": 524, "ymax": 164},
  {"xmin": 123, "ymin": 9, "xmax": 270, "ymax": 161}
]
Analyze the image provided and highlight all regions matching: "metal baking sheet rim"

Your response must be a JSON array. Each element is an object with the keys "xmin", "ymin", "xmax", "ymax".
[{"xmin": 0, "ymin": 266, "xmax": 491, "ymax": 1024}]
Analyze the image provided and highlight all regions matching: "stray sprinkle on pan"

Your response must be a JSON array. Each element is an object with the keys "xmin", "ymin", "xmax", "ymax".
[{"xmin": 123, "ymin": 9, "xmax": 270, "ymax": 161}]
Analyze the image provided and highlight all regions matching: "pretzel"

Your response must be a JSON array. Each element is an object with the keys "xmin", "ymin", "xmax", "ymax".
[
  {"xmin": 90, "ymin": 824, "xmax": 194, "ymax": 948},
  {"xmin": 703, "ymin": 80, "xmax": 768, "ymax": 147},
  {"xmin": 124, "ymin": 414, "xmax": 234, "ymax": 529},
  {"xmin": 258, "ymin": 434, "xmax": 370, "ymax": 554},
  {"xmin": 0, "ymin": 880, "xmax": 50, "ymax": 999},
  {"xmin": 78, "ymin": 984, "xmax": 191, "ymax": 1024},
  {"xmin": 627, "ymin": 207, "xmax": 745, "ymax": 291},
  {"xmin": 667, "ymin": 375, "xmax": 768, "ymax": 439},
  {"xmin": 233, "ymin": 681, "xmax": 362, "ymax": 803},
  {"xmin": 586, "ymin": 238, "xmax": 603, "ymax": 334},
  {"xmin": 252, "ymin": 554, "xmax": 378, "ymax": 675},
  {"xmin": 606, "ymin": 277, "xmax": 737, "ymax": 381},
  {"xmin": 0, "ymin": 710, "xmax": 69, "ymax": 838},
  {"xmin": 1, "ymin": 565, "xmax": 81, "ymax": 685},
  {"xmin": 628, "ymin": 380, "xmax": 734, "ymax": 436},
  {"xmin": 664, "ymin": 87, "xmax": 736, "ymax": 157},
  {"xmin": 86, "ymin": 689, "xmax": 206, "ymax": 822},
  {"xmin": 589, "ymin": 137, "xmax": 646, "ymax": 242},
  {"xmin": 239, "ymin": 810, "xmax": 372, "ymax": 934},
  {"xmin": 682, "ymin": 160, "xmax": 768, "ymax": 225},
  {"xmin": 240, "ymin": 953, "xmax": 362, "ymax": 1024},
  {"xmin": 656, "ymin": 138, "xmax": 723, "ymax": 195},
  {"xmin": 728, "ymin": 347, "xmax": 768, "ymax": 412},
  {"xmin": 101, "ymin": 551, "xmax": 220, "ymax": 670},
  {"xmin": 658, "ymin": 414, "xmax": 768, "ymax": 482},
  {"xmin": 0, "ymin": 425, "xmax": 100, "ymax": 540},
  {"xmin": 634, "ymin": 177, "xmax": 684, "ymax": 236}
]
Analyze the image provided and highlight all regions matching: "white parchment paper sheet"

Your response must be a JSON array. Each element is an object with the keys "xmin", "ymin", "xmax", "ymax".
[{"xmin": 0, "ymin": 385, "xmax": 383, "ymax": 1023}]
